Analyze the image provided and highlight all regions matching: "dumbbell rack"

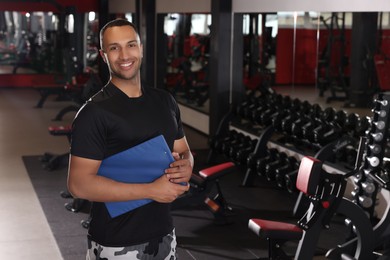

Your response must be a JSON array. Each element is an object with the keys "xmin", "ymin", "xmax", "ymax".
[
  {"xmin": 232, "ymin": 124, "xmax": 355, "ymax": 184},
  {"xmin": 351, "ymin": 92, "xmax": 390, "ymax": 220},
  {"xmin": 325, "ymin": 92, "xmax": 390, "ymax": 260},
  {"xmin": 227, "ymin": 117, "xmax": 356, "ymax": 189},
  {"xmin": 208, "ymin": 89, "xmax": 390, "ymax": 222},
  {"xmin": 208, "ymin": 90, "xmax": 390, "ymax": 258}
]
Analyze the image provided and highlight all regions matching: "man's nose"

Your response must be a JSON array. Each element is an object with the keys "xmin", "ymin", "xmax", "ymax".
[{"xmin": 119, "ymin": 48, "xmax": 130, "ymax": 59}]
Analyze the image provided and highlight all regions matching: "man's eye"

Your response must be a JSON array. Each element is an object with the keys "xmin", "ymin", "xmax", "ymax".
[
  {"xmin": 129, "ymin": 43, "xmax": 137, "ymax": 48},
  {"xmin": 109, "ymin": 46, "xmax": 119, "ymax": 51}
]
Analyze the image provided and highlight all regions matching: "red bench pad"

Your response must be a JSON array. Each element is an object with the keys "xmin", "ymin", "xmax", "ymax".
[
  {"xmin": 248, "ymin": 219, "xmax": 303, "ymax": 240},
  {"xmin": 198, "ymin": 162, "xmax": 235, "ymax": 180},
  {"xmin": 48, "ymin": 125, "xmax": 72, "ymax": 136}
]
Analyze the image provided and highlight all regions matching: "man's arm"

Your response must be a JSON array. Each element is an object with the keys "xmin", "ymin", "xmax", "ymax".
[
  {"xmin": 165, "ymin": 136, "xmax": 194, "ymax": 184},
  {"xmin": 67, "ymin": 154, "xmax": 189, "ymax": 203}
]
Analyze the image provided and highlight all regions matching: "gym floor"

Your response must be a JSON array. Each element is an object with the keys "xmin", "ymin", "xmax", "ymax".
[{"xmin": 0, "ymin": 85, "xmax": 372, "ymax": 259}]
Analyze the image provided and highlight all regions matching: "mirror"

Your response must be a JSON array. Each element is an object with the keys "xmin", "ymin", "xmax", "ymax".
[
  {"xmin": 0, "ymin": 11, "xmax": 100, "ymax": 75},
  {"xmin": 162, "ymin": 13, "xmax": 211, "ymax": 114},
  {"xmin": 242, "ymin": 12, "xmax": 390, "ymax": 106},
  {"xmin": 4, "ymin": 8, "xmax": 388, "ymax": 110}
]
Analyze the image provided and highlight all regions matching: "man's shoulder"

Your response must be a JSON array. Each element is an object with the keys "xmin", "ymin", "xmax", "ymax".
[
  {"xmin": 89, "ymin": 83, "xmax": 113, "ymax": 102},
  {"xmin": 76, "ymin": 87, "xmax": 112, "ymax": 117},
  {"xmin": 145, "ymin": 86, "xmax": 175, "ymax": 102},
  {"xmin": 145, "ymin": 85, "xmax": 170, "ymax": 95}
]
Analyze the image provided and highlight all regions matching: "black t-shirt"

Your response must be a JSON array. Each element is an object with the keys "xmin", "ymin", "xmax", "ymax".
[{"xmin": 70, "ymin": 82, "xmax": 184, "ymax": 247}]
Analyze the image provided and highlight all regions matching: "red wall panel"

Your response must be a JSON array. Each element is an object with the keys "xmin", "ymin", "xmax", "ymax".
[
  {"xmin": 0, "ymin": 0, "xmax": 98, "ymax": 13},
  {"xmin": 275, "ymin": 28, "xmax": 352, "ymax": 86}
]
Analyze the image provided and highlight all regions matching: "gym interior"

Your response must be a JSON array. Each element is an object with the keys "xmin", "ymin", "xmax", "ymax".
[{"xmin": 1, "ymin": 0, "xmax": 390, "ymax": 259}]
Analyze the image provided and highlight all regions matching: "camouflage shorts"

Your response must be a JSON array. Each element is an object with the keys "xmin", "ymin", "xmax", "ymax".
[{"xmin": 86, "ymin": 229, "xmax": 177, "ymax": 260}]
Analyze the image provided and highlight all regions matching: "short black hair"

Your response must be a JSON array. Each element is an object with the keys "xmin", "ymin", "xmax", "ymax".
[{"xmin": 99, "ymin": 19, "xmax": 139, "ymax": 49}]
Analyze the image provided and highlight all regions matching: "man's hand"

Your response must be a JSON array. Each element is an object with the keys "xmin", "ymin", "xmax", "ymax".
[
  {"xmin": 165, "ymin": 152, "xmax": 193, "ymax": 184},
  {"xmin": 149, "ymin": 174, "xmax": 190, "ymax": 203}
]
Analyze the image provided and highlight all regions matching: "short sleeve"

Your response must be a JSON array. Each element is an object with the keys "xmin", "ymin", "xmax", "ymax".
[
  {"xmin": 168, "ymin": 92, "xmax": 184, "ymax": 140},
  {"xmin": 70, "ymin": 103, "xmax": 107, "ymax": 160}
]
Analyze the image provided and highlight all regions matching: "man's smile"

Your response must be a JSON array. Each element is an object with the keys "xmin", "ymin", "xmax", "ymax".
[{"xmin": 119, "ymin": 62, "xmax": 134, "ymax": 68}]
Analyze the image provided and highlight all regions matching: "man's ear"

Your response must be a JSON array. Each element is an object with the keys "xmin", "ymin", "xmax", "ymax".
[{"xmin": 99, "ymin": 49, "xmax": 107, "ymax": 63}]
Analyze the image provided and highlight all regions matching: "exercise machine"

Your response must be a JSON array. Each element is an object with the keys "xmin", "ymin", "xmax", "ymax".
[
  {"xmin": 172, "ymin": 161, "xmax": 236, "ymax": 225},
  {"xmin": 249, "ymin": 92, "xmax": 390, "ymax": 259},
  {"xmin": 327, "ymin": 92, "xmax": 390, "ymax": 259},
  {"xmin": 317, "ymin": 12, "xmax": 349, "ymax": 103},
  {"xmin": 249, "ymin": 140, "xmax": 375, "ymax": 259}
]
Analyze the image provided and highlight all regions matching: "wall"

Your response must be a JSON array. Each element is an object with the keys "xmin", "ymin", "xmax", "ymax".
[
  {"xmin": 109, "ymin": 0, "xmax": 136, "ymax": 14},
  {"xmin": 0, "ymin": 0, "xmax": 99, "ymax": 12},
  {"xmin": 232, "ymin": 0, "xmax": 390, "ymax": 12},
  {"xmin": 156, "ymin": 0, "xmax": 211, "ymax": 13}
]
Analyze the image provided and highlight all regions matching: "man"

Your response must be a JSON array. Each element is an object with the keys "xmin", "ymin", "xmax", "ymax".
[{"xmin": 67, "ymin": 19, "xmax": 193, "ymax": 259}]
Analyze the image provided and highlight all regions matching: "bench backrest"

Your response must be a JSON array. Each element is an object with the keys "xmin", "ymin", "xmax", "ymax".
[{"xmin": 296, "ymin": 156, "xmax": 323, "ymax": 196}]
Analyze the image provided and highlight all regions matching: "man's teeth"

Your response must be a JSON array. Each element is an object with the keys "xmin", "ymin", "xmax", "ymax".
[{"xmin": 121, "ymin": 62, "xmax": 133, "ymax": 67}]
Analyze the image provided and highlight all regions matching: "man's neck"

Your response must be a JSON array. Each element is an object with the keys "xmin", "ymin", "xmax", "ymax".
[{"xmin": 111, "ymin": 78, "xmax": 142, "ymax": 98}]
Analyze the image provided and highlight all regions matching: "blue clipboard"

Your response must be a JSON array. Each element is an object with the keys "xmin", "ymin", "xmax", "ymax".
[{"xmin": 98, "ymin": 135, "xmax": 174, "ymax": 218}]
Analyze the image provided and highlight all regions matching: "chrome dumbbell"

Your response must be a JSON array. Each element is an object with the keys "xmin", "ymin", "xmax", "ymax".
[
  {"xmin": 358, "ymin": 195, "xmax": 374, "ymax": 208},
  {"xmin": 367, "ymin": 156, "xmax": 381, "ymax": 168},
  {"xmin": 361, "ymin": 181, "xmax": 376, "ymax": 194}
]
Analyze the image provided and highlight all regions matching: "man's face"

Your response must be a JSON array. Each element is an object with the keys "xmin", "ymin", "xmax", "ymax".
[{"xmin": 100, "ymin": 25, "xmax": 143, "ymax": 81}]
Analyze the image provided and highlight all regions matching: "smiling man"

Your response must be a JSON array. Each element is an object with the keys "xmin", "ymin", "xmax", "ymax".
[
  {"xmin": 67, "ymin": 19, "xmax": 194, "ymax": 260},
  {"xmin": 99, "ymin": 21, "xmax": 143, "ymax": 93}
]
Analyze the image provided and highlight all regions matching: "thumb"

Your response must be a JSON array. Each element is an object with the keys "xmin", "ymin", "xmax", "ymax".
[{"xmin": 172, "ymin": 152, "xmax": 180, "ymax": 161}]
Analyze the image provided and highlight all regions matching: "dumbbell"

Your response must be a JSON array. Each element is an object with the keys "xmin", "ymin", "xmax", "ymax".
[
  {"xmin": 291, "ymin": 116, "xmax": 311, "ymax": 139},
  {"xmin": 344, "ymin": 112, "xmax": 360, "ymax": 134},
  {"xmin": 299, "ymin": 100, "xmax": 313, "ymax": 115},
  {"xmin": 246, "ymin": 152, "xmax": 260, "ymax": 172},
  {"xmin": 233, "ymin": 139, "xmax": 258, "ymax": 165},
  {"xmin": 310, "ymin": 103, "xmax": 323, "ymax": 119},
  {"xmin": 256, "ymin": 148, "xmax": 279, "ymax": 177},
  {"xmin": 272, "ymin": 111, "xmax": 288, "ymax": 132},
  {"xmin": 211, "ymin": 130, "xmax": 239, "ymax": 154},
  {"xmin": 65, "ymin": 198, "xmax": 87, "ymax": 213},
  {"xmin": 227, "ymin": 135, "xmax": 252, "ymax": 160},
  {"xmin": 251, "ymin": 102, "xmax": 271, "ymax": 125},
  {"xmin": 301, "ymin": 118, "xmax": 323, "ymax": 143},
  {"xmin": 235, "ymin": 93, "xmax": 257, "ymax": 118},
  {"xmin": 291, "ymin": 98, "xmax": 302, "ymax": 113},
  {"xmin": 236, "ymin": 99, "xmax": 256, "ymax": 119},
  {"xmin": 334, "ymin": 144, "xmax": 358, "ymax": 167},
  {"xmin": 354, "ymin": 116, "xmax": 371, "ymax": 137},
  {"xmin": 281, "ymin": 113, "xmax": 299, "ymax": 135},
  {"xmin": 285, "ymin": 169, "xmax": 299, "ymax": 194},
  {"xmin": 258, "ymin": 106, "xmax": 281, "ymax": 126},
  {"xmin": 321, "ymin": 107, "xmax": 337, "ymax": 123},
  {"xmin": 274, "ymin": 156, "xmax": 299, "ymax": 189},
  {"xmin": 242, "ymin": 95, "xmax": 269, "ymax": 121},
  {"xmin": 313, "ymin": 122, "xmax": 342, "ymax": 146},
  {"xmin": 265, "ymin": 152, "xmax": 288, "ymax": 182},
  {"xmin": 334, "ymin": 109, "xmax": 348, "ymax": 128},
  {"xmin": 221, "ymin": 132, "xmax": 246, "ymax": 156},
  {"xmin": 281, "ymin": 95, "xmax": 292, "ymax": 109},
  {"xmin": 272, "ymin": 93, "xmax": 284, "ymax": 105}
]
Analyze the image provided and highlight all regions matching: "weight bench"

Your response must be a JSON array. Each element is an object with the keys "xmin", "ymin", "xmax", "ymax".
[
  {"xmin": 48, "ymin": 125, "xmax": 72, "ymax": 141},
  {"xmin": 43, "ymin": 125, "xmax": 91, "ymax": 215},
  {"xmin": 174, "ymin": 161, "xmax": 236, "ymax": 224},
  {"xmin": 194, "ymin": 162, "xmax": 235, "ymax": 208},
  {"xmin": 52, "ymin": 71, "xmax": 101, "ymax": 121},
  {"xmin": 40, "ymin": 125, "xmax": 72, "ymax": 171},
  {"xmin": 33, "ymin": 74, "xmax": 69, "ymax": 108},
  {"xmin": 248, "ymin": 156, "xmax": 342, "ymax": 259}
]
